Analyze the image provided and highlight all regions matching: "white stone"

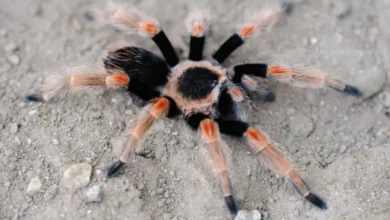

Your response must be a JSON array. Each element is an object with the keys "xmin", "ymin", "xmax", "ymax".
[
  {"xmin": 4, "ymin": 42, "xmax": 19, "ymax": 52},
  {"xmin": 7, "ymin": 54, "xmax": 20, "ymax": 65},
  {"xmin": 289, "ymin": 113, "xmax": 314, "ymax": 137},
  {"xmin": 63, "ymin": 163, "xmax": 92, "ymax": 189},
  {"xmin": 10, "ymin": 123, "xmax": 19, "ymax": 134},
  {"xmin": 27, "ymin": 176, "xmax": 42, "ymax": 195},
  {"xmin": 235, "ymin": 210, "xmax": 261, "ymax": 220},
  {"xmin": 85, "ymin": 185, "xmax": 102, "ymax": 203},
  {"xmin": 380, "ymin": 92, "xmax": 390, "ymax": 107}
]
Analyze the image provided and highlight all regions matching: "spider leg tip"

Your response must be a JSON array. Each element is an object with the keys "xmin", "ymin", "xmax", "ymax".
[
  {"xmin": 305, "ymin": 193, "xmax": 327, "ymax": 210},
  {"xmin": 106, "ymin": 160, "xmax": 125, "ymax": 179},
  {"xmin": 282, "ymin": 2, "xmax": 294, "ymax": 14},
  {"xmin": 264, "ymin": 91, "xmax": 276, "ymax": 102},
  {"xmin": 224, "ymin": 195, "xmax": 239, "ymax": 216},
  {"xmin": 24, "ymin": 94, "xmax": 45, "ymax": 103},
  {"xmin": 84, "ymin": 11, "xmax": 95, "ymax": 22},
  {"xmin": 343, "ymin": 85, "xmax": 363, "ymax": 97}
]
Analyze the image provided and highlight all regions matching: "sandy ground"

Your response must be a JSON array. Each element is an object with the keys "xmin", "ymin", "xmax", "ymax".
[{"xmin": 1, "ymin": 0, "xmax": 390, "ymax": 219}]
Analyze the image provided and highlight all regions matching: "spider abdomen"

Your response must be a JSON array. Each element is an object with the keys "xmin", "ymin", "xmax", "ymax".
[{"xmin": 104, "ymin": 47, "xmax": 171, "ymax": 100}]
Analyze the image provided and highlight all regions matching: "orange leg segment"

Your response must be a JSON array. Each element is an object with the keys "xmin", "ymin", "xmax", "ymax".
[
  {"xmin": 199, "ymin": 119, "xmax": 239, "ymax": 216},
  {"xmin": 245, "ymin": 127, "xmax": 327, "ymax": 209},
  {"xmin": 107, "ymin": 97, "xmax": 170, "ymax": 178}
]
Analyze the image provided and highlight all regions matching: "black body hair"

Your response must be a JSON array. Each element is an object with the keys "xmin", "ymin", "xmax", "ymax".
[
  {"xmin": 178, "ymin": 67, "xmax": 219, "ymax": 100},
  {"xmin": 104, "ymin": 47, "xmax": 170, "ymax": 101},
  {"xmin": 186, "ymin": 113, "xmax": 210, "ymax": 129},
  {"xmin": 215, "ymin": 119, "xmax": 249, "ymax": 137}
]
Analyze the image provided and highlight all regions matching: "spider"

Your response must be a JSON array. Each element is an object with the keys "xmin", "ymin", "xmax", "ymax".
[{"xmin": 25, "ymin": 2, "xmax": 362, "ymax": 217}]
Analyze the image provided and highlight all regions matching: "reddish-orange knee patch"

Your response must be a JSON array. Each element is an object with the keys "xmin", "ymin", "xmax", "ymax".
[
  {"xmin": 139, "ymin": 22, "xmax": 159, "ymax": 35},
  {"xmin": 193, "ymin": 24, "xmax": 204, "ymax": 37},
  {"xmin": 150, "ymin": 98, "xmax": 170, "ymax": 118},
  {"xmin": 246, "ymin": 127, "xmax": 268, "ymax": 148},
  {"xmin": 228, "ymin": 87, "xmax": 244, "ymax": 102},
  {"xmin": 200, "ymin": 119, "xmax": 218, "ymax": 142},
  {"xmin": 106, "ymin": 74, "xmax": 130, "ymax": 87},
  {"xmin": 268, "ymin": 65, "xmax": 292, "ymax": 76},
  {"xmin": 239, "ymin": 25, "xmax": 255, "ymax": 38}
]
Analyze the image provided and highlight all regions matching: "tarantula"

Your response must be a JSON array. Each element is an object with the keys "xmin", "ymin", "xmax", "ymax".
[{"xmin": 25, "ymin": 2, "xmax": 362, "ymax": 216}]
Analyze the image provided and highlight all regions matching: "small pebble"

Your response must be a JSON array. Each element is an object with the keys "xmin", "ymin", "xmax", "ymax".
[
  {"xmin": 289, "ymin": 113, "xmax": 314, "ymax": 137},
  {"xmin": 15, "ymin": 137, "xmax": 21, "ymax": 145},
  {"xmin": 293, "ymin": 209, "xmax": 300, "ymax": 217},
  {"xmin": 310, "ymin": 37, "xmax": 318, "ymax": 45},
  {"xmin": 10, "ymin": 123, "xmax": 19, "ymax": 134},
  {"xmin": 158, "ymin": 200, "xmax": 165, "ymax": 207},
  {"xmin": 7, "ymin": 54, "xmax": 20, "ymax": 65},
  {"xmin": 52, "ymin": 139, "xmax": 60, "ymax": 145},
  {"xmin": 331, "ymin": 1, "xmax": 351, "ymax": 19},
  {"xmin": 339, "ymin": 145, "xmax": 347, "ymax": 153},
  {"xmin": 4, "ymin": 42, "xmax": 19, "ymax": 52},
  {"xmin": 137, "ymin": 183, "xmax": 144, "ymax": 190},
  {"xmin": 85, "ymin": 185, "xmax": 102, "ymax": 203},
  {"xmin": 0, "ymin": 29, "xmax": 7, "ymax": 37},
  {"xmin": 235, "ymin": 210, "xmax": 261, "ymax": 220},
  {"xmin": 27, "ymin": 176, "xmax": 42, "ymax": 195},
  {"xmin": 380, "ymin": 92, "xmax": 390, "ymax": 107},
  {"xmin": 63, "ymin": 163, "xmax": 92, "ymax": 189},
  {"xmin": 28, "ymin": 3, "xmax": 42, "ymax": 16},
  {"xmin": 162, "ymin": 213, "xmax": 172, "ymax": 220}
]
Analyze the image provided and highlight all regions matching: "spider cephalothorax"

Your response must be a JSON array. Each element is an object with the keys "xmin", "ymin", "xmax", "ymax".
[
  {"xmin": 25, "ymin": 2, "xmax": 363, "ymax": 217},
  {"xmin": 164, "ymin": 61, "xmax": 227, "ymax": 116}
]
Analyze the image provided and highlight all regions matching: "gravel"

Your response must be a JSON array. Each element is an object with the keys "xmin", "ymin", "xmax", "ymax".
[
  {"xmin": 63, "ymin": 163, "xmax": 92, "ymax": 189},
  {"xmin": 4, "ymin": 42, "xmax": 19, "ymax": 53},
  {"xmin": 6, "ymin": 54, "xmax": 20, "ymax": 66},
  {"xmin": 235, "ymin": 210, "xmax": 262, "ymax": 220},
  {"xmin": 85, "ymin": 185, "xmax": 102, "ymax": 203},
  {"xmin": 10, "ymin": 123, "xmax": 19, "ymax": 134},
  {"xmin": 26, "ymin": 176, "xmax": 42, "ymax": 195}
]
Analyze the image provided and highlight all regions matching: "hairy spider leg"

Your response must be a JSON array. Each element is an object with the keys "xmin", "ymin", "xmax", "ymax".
[
  {"xmin": 24, "ymin": 67, "xmax": 129, "ymax": 102},
  {"xmin": 212, "ymin": 7, "xmax": 282, "ymax": 64},
  {"xmin": 106, "ymin": 5, "xmax": 179, "ymax": 67},
  {"xmin": 232, "ymin": 63, "xmax": 363, "ymax": 97},
  {"xmin": 214, "ymin": 118, "xmax": 328, "ymax": 210},
  {"xmin": 187, "ymin": 115, "xmax": 239, "ymax": 216},
  {"xmin": 107, "ymin": 97, "xmax": 171, "ymax": 178},
  {"xmin": 186, "ymin": 10, "xmax": 210, "ymax": 61}
]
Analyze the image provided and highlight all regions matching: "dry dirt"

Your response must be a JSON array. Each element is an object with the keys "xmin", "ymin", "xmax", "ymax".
[{"xmin": 1, "ymin": 0, "xmax": 390, "ymax": 219}]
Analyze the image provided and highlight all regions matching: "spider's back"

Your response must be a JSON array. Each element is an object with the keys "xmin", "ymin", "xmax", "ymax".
[
  {"xmin": 164, "ymin": 60, "xmax": 228, "ymax": 116},
  {"xmin": 104, "ymin": 47, "xmax": 171, "ymax": 100}
]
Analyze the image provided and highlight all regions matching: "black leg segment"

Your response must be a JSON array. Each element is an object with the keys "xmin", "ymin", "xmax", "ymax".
[
  {"xmin": 232, "ymin": 63, "xmax": 268, "ymax": 83},
  {"xmin": 186, "ymin": 113, "xmax": 210, "ymax": 129},
  {"xmin": 106, "ymin": 160, "xmax": 126, "ymax": 179},
  {"xmin": 224, "ymin": 195, "xmax": 239, "ymax": 216},
  {"xmin": 189, "ymin": 36, "xmax": 205, "ymax": 61},
  {"xmin": 152, "ymin": 31, "xmax": 179, "ymax": 67},
  {"xmin": 212, "ymin": 33, "xmax": 244, "ymax": 64},
  {"xmin": 215, "ymin": 119, "xmax": 249, "ymax": 137}
]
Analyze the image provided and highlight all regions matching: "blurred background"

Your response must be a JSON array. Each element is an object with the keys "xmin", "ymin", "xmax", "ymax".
[{"xmin": 0, "ymin": 0, "xmax": 389, "ymax": 219}]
